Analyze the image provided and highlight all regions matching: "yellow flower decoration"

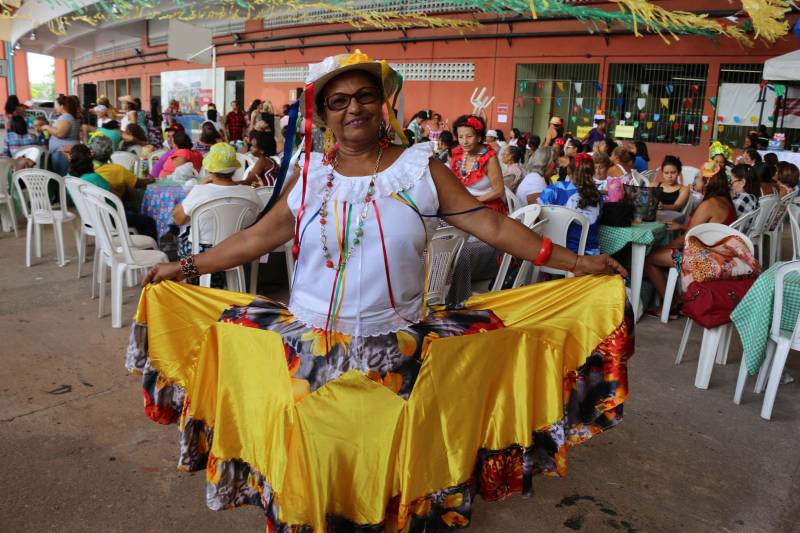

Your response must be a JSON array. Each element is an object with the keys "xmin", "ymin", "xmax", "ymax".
[{"xmin": 340, "ymin": 49, "xmax": 371, "ymax": 66}]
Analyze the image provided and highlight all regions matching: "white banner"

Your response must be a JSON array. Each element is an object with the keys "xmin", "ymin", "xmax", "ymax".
[
  {"xmin": 717, "ymin": 83, "xmax": 776, "ymax": 127},
  {"xmin": 774, "ymin": 86, "xmax": 800, "ymax": 130},
  {"xmin": 161, "ymin": 68, "xmax": 226, "ymax": 114}
]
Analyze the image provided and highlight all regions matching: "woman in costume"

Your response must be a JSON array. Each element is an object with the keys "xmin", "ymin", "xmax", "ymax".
[
  {"xmin": 130, "ymin": 50, "xmax": 633, "ymax": 531},
  {"xmin": 449, "ymin": 114, "xmax": 507, "ymax": 214}
]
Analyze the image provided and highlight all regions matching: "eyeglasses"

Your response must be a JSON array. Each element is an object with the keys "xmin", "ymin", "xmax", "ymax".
[{"xmin": 325, "ymin": 87, "xmax": 382, "ymax": 111}]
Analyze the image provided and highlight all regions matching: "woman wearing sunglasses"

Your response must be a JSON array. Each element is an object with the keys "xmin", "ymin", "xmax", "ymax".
[{"xmin": 132, "ymin": 51, "xmax": 630, "ymax": 531}]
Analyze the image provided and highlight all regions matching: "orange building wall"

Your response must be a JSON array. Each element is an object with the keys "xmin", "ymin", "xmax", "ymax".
[
  {"xmin": 13, "ymin": 52, "xmax": 30, "ymax": 101},
  {"xmin": 72, "ymin": 9, "xmax": 799, "ymax": 166},
  {"xmin": 54, "ymin": 57, "xmax": 69, "ymax": 95},
  {"xmin": 0, "ymin": 44, "xmax": 8, "ymax": 107}
]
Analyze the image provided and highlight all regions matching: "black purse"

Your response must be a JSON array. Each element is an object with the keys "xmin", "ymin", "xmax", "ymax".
[{"xmin": 599, "ymin": 202, "xmax": 634, "ymax": 227}]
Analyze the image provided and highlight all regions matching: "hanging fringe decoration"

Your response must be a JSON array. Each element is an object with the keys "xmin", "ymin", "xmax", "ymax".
[{"xmin": 20, "ymin": 0, "xmax": 793, "ymax": 45}]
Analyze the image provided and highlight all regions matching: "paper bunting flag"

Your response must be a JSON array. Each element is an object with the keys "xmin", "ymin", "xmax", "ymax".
[
  {"xmin": 573, "ymin": 105, "xmax": 580, "ymax": 113},
  {"xmin": 665, "ymin": 84, "xmax": 674, "ymax": 96},
  {"xmin": 703, "ymin": 124, "xmax": 709, "ymax": 132},
  {"xmin": 516, "ymin": 96, "xmax": 524, "ymax": 107},
  {"xmin": 660, "ymin": 98, "xmax": 670, "ymax": 109},
  {"xmin": 610, "ymin": 111, "xmax": 618, "ymax": 118},
  {"xmin": 639, "ymin": 112, "xmax": 646, "ymax": 120},
  {"xmin": 760, "ymin": 80, "xmax": 769, "ymax": 90},
  {"xmin": 595, "ymin": 83, "xmax": 603, "ymax": 93},
  {"xmin": 519, "ymin": 80, "xmax": 528, "ymax": 93},
  {"xmin": 574, "ymin": 82, "xmax": 582, "ymax": 94},
  {"xmin": 533, "ymin": 96, "xmax": 542, "ymax": 104},
  {"xmin": 767, "ymin": 115, "xmax": 774, "ymax": 122},
  {"xmin": 701, "ymin": 115, "xmax": 708, "ymax": 123},
  {"xmin": 625, "ymin": 111, "xmax": 632, "ymax": 119},
  {"xmin": 615, "ymin": 83, "xmax": 624, "ymax": 95},
  {"xmin": 582, "ymin": 116, "xmax": 590, "ymax": 123},
  {"xmin": 633, "ymin": 121, "xmax": 640, "ymax": 128},
  {"xmin": 774, "ymin": 84, "xmax": 787, "ymax": 97},
  {"xmin": 571, "ymin": 115, "xmax": 577, "ymax": 123},
  {"xmin": 584, "ymin": 108, "xmax": 592, "ymax": 114},
  {"xmin": 750, "ymin": 115, "xmax": 758, "ymax": 124},
  {"xmin": 690, "ymin": 84, "xmax": 699, "ymax": 95},
  {"xmin": 576, "ymin": 97, "xmax": 583, "ymax": 107},
  {"xmin": 636, "ymin": 98, "xmax": 647, "ymax": 110},
  {"xmin": 646, "ymin": 121, "xmax": 653, "ymax": 129},
  {"xmin": 688, "ymin": 124, "xmax": 695, "ymax": 132},
  {"xmin": 669, "ymin": 114, "xmax": 676, "ymax": 122},
  {"xmin": 615, "ymin": 97, "xmax": 624, "ymax": 107},
  {"xmin": 673, "ymin": 122, "xmax": 680, "ymax": 130},
  {"xmin": 708, "ymin": 96, "xmax": 717, "ymax": 108},
  {"xmin": 640, "ymin": 84, "xmax": 649, "ymax": 96},
  {"xmin": 538, "ymin": 81, "xmax": 545, "ymax": 90},
  {"xmin": 556, "ymin": 97, "xmax": 562, "ymax": 107},
  {"xmin": 733, "ymin": 116, "xmax": 741, "ymax": 123},
  {"xmin": 718, "ymin": 125, "xmax": 725, "ymax": 133},
  {"xmin": 717, "ymin": 115, "xmax": 724, "ymax": 123},
  {"xmin": 653, "ymin": 113, "xmax": 661, "ymax": 121},
  {"xmin": 683, "ymin": 97, "xmax": 693, "ymax": 108},
  {"xmin": 556, "ymin": 81, "xmax": 565, "ymax": 92}
]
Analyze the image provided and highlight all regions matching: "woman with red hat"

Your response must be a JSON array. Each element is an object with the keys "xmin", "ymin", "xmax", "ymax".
[{"xmin": 449, "ymin": 114, "xmax": 507, "ymax": 213}]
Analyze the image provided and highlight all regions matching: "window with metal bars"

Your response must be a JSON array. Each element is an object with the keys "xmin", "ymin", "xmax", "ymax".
[
  {"xmin": 606, "ymin": 63, "xmax": 708, "ymax": 146},
  {"xmin": 713, "ymin": 63, "xmax": 799, "ymax": 151},
  {"xmin": 513, "ymin": 63, "xmax": 600, "ymax": 138},
  {"xmin": 262, "ymin": 62, "xmax": 474, "ymax": 83}
]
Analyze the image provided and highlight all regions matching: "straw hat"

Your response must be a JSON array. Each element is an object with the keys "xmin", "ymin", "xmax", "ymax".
[{"xmin": 118, "ymin": 95, "xmax": 136, "ymax": 105}]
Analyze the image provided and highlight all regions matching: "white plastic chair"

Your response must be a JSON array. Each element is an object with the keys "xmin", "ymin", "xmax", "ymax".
[
  {"xmin": 673, "ymin": 223, "xmax": 754, "ymax": 390},
  {"xmin": 504, "ymin": 186, "xmax": 522, "ymax": 214},
  {"xmin": 13, "ymin": 146, "xmax": 43, "ymax": 168},
  {"xmin": 682, "ymin": 166, "xmax": 700, "ymax": 186},
  {"xmin": 110, "ymin": 151, "xmax": 139, "ymax": 175},
  {"xmin": 233, "ymin": 153, "xmax": 250, "ymax": 182},
  {"xmin": 765, "ymin": 190, "xmax": 798, "ymax": 265},
  {"xmin": 84, "ymin": 187, "xmax": 168, "ymax": 328},
  {"xmin": 13, "ymin": 169, "xmax": 80, "ymax": 267},
  {"xmin": 254, "ymin": 186, "xmax": 274, "ymax": 209},
  {"xmin": 640, "ymin": 169, "xmax": 658, "ymax": 182},
  {"xmin": 748, "ymin": 194, "xmax": 779, "ymax": 264},
  {"xmin": 65, "ymin": 178, "xmax": 157, "ymax": 297},
  {"xmin": 734, "ymin": 260, "xmax": 800, "ymax": 419},
  {"xmin": 730, "ymin": 207, "xmax": 760, "ymax": 235},
  {"xmin": 190, "ymin": 196, "xmax": 260, "ymax": 292},
  {"xmin": 0, "ymin": 157, "xmax": 18, "ymax": 236},
  {"xmin": 426, "ymin": 227, "xmax": 467, "ymax": 305},
  {"xmin": 472, "ymin": 204, "xmax": 541, "ymax": 294},
  {"xmin": 124, "ymin": 145, "xmax": 143, "ymax": 157},
  {"xmin": 516, "ymin": 205, "xmax": 588, "ymax": 285},
  {"xmin": 146, "ymin": 149, "xmax": 167, "ymax": 176},
  {"xmin": 787, "ymin": 204, "xmax": 800, "ymax": 261}
]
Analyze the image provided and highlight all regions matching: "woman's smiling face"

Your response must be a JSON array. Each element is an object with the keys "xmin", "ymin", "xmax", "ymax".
[{"xmin": 320, "ymin": 71, "xmax": 384, "ymax": 149}]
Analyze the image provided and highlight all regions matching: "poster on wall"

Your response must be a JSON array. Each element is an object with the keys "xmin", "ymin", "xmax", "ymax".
[
  {"xmin": 717, "ymin": 83, "xmax": 776, "ymax": 127},
  {"xmin": 161, "ymin": 68, "xmax": 225, "ymax": 114}
]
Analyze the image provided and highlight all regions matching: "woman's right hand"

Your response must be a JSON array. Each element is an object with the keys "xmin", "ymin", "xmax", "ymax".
[{"xmin": 142, "ymin": 262, "xmax": 185, "ymax": 286}]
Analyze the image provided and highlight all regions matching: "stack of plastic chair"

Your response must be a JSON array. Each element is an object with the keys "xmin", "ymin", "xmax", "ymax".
[
  {"xmin": 504, "ymin": 186, "xmax": 522, "ymax": 214},
  {"xmin": 14, "ymin": 169, "xmax": 80, "ymax": 267},
  {"xmin": 673, "ymin": 223, "xmax": 754, "ymax": 389},
  {"xmin": 787, "ymin": 204, "xmax": 800, "ymax": 261},
  {"xmin": 730, "ymin": 207, "xmax": 761, "ymax": 235},
  {"xmin": 189, "ymin": 196, "xmax": 260, "ymax": 292},
  {"xmin": 748, "ymin": 194, "xmax": 779, "ymax": 264},
  {"xmin": 734, "ymin": 260, "xmax": 800, "ymax": 420},
  {"xmin": 765, "ymin": 190, "xmax": 798, "ymax": 265},
  {"xmin": 0, "ymin": 158, "xmax": 18, "ymax": 236},
  {"xmin": 426, "ymin": 227, "xmax": 467, "ymax": 305},
  {"xmin": 83, "ymin": 186, "xmax": 168, "ymax": 328}
]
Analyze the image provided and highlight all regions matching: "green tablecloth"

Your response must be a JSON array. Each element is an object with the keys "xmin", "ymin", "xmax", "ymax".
[
  {"xmin": 731, "ymin": 261, "xmax": 800, "ymax": 375},
  {"xmin": 598, "ymin": 221, "xmax": 668, "ymax": 255}
]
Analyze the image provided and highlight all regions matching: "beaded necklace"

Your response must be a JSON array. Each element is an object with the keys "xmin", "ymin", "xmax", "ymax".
[{"xmin": 319, "ymin": 147, "xmax": 384, "ymax": 270}]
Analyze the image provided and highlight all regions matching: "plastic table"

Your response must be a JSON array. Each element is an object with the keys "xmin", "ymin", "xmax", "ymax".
[{"xmin": 140, "ymin": 181, "xmax": 187, "ymax": 238}]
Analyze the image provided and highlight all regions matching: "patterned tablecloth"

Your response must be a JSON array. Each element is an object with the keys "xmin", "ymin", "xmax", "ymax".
[
  {"xmin": 598, "ymin": 221, "xmax": 668, "ymax": 256},
  {"xmin": 731, "ymin": 261, "xmax": 800, "ymax": 375},
  {"xmin": 141, "ymin": 182, "xmax": 187, "ymax": 238}
]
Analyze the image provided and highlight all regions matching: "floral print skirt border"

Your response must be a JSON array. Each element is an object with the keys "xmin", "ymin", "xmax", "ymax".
[{"xmin": 125, "ymin": 297, "xmax": 633, "ymax": 532}]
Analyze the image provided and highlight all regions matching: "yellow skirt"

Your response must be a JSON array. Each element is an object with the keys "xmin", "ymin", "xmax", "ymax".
[{"xmin": 125, "ymin": 275, "xmax": 632, "ymax": 531}]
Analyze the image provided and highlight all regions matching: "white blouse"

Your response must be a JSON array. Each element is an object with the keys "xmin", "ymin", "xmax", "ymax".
[{"xmin": 287, "ymin": 143, "xmax": 440, "ymax": 336}]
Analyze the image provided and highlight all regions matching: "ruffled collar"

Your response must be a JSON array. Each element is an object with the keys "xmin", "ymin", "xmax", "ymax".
[{"xmin": 306, "ymin": 142, "xmax": 433, "ymax": 204}]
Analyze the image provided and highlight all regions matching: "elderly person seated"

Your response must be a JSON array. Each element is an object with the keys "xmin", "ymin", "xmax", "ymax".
[
  {"xmin": 515, "ymin": 147, "xmax": 555, "ymax": 206},
  {"xmin": 4, "ymin": 115, "xmax": 46, "ymax": 170},
  {"xmin": 172, "ymin": 143, "xmax": 261, "ymax": 288},
  {"xmin": 87, "ymin": 134, "xmax": 157, "ymax": 240},
  {"xmin": 119, "ymin": 123, "xmax": 150, "ymax": 154},
  {"xmin": 158, "ymin": 131, "xmax": 202, "ymax": 178}
]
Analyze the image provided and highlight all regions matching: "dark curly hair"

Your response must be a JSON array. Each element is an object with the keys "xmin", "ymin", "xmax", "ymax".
[
  {"xmin": 573, "ymin": 157, "xmax": 599, "ymax": 209},
  {"xmin": 661, "ymin": 155, "xmax": 682, "ymax": 173},
  {"xmin": 452, "ymin": 114, "xmax": 486, "ymax": 143}
]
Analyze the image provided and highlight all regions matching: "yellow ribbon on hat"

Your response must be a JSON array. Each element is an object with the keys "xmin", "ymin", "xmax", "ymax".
[
  {"xmin": 381, "ymin": 61, "xmax": 409, "ymax": 147},
  {"xmin": 340, "ymin": 49, "xmax": 372, "ymax": 66}
]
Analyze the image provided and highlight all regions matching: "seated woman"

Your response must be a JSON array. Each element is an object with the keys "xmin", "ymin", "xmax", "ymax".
[
  {"xmin": 172, "ymin": 143, "xmax": 262, "ymax": 289},
  {"xmin": 68, "ymin": 144, "xmax": 110, "ymax": 191},
  {"xmin": 731, "ymin": 163, "xmax": 761, "ymax": 217},
  {"xmin": 592, "ymin": 152, "xmax": 610, "ymax": 186},
  {"xmin": 515, "ymin": 148, "xmax": 554, "ymax": 206},
  {"xmin": 119, "ymin": 124, "xmax": 149, "ymax": 153},
  {"xmin": 95, "ymin": 120, "xmax": 123, "ymax": 151},
  {"xmin": 449, "ymin": 114, "xmax": 506, "ymax": 214},
  {"xmin": 775, "ymin": 162, "xmax": 799, "ymax": 196},
  {"xmin": 159, "ymin": 131, "xmax": 202, "ymax": 177},
  {"xmin": 633, "ymin": 141, "xmax": 650, "ymax": 173},
  {"xmin": 753, "ymin": 162, "xmax": 779, "ymax": 197},
  {"xmin": 539, "ymin": 155, "xmax": 576, "ymax": 206},
  {"xmin": 656, "ymin": 155, "xmax": 690, "ymax": 217},
  {"xmin": 564, "ymin": 153, "xmax": 602, "ymax": 255},
  {"xmin": 501, "ymin": 145, "xmax": 525, "ymax": 191},
  {"xmin": 194, "ymin": 122, "xmax": 223, "ymax": 155},
  {"xmin": 606, "ymin": 145, "xmax": 635, "ymax": 183},
  {"xmin": 644, "ymin": 171, "xmax": 737, "ymax": 319},
  {"xmin": 242, "ymin": 130, "xmax": 279, "ymax": 187},
  {"xmin": 4, "ymin": 115, "xmax": 46, "ymax": 170}
]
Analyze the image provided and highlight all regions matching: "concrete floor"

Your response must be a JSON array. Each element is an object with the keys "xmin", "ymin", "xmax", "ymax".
[{"xmin": 1, "ymin": 226, "xmax": 799, "ymax": 533}]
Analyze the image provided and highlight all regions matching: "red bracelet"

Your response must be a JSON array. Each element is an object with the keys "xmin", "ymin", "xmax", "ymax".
[{"xmin": 533, "ymin": 237, "xmax": 553, "ymax": 266}]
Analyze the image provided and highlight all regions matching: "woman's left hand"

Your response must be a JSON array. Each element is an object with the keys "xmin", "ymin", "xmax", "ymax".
[{"xmin": 572, "ymin": 254, "xmax": 628, "ymax": 278}]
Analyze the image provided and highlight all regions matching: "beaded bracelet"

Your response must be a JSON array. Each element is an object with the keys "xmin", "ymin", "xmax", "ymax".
[
  {"xmin": 179, "ymin": 255, "xmax": 200, "ymax": 279},
  {"xmin": 533, "ymin": 237, "xmax": 553, "ymax": 266}
]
